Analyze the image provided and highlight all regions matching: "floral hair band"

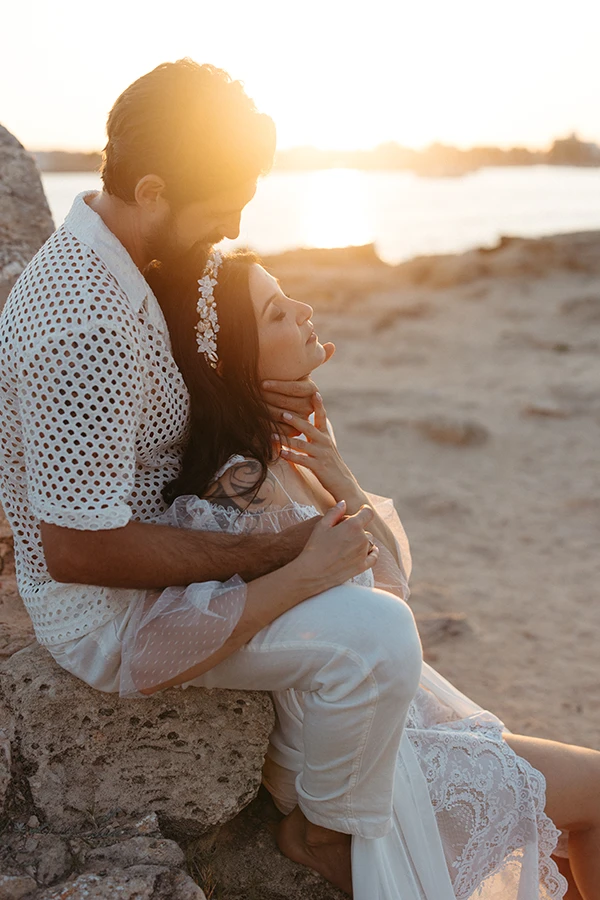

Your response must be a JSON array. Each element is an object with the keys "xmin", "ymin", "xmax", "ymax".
[{"xmin": 195, "ymin": 249, "xmax": 223, "ymax": 368}]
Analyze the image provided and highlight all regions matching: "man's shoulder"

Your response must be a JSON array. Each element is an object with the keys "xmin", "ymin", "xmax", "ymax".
[
  {"xmin": 2, "ymin": 225, "xmax": 136, "ymax": 345},
  {"xmin": 8, "ymin": 225, "xmax": 103, "ymax": 301}
]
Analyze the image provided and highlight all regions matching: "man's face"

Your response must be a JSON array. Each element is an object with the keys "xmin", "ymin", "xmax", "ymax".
[{"xmin": 147, "ymin": 179, "xmax": 257, "ymax": 264}]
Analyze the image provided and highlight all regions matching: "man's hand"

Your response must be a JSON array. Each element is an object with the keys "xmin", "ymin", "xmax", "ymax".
[{"xmin": 262, "ymin": 343, "xmax": 335, "ymax": 436}]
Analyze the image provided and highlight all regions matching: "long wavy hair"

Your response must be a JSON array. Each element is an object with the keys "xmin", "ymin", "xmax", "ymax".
[{"xmin": 147, "ymin": 248, "xmax": 278, "ymax": 505}]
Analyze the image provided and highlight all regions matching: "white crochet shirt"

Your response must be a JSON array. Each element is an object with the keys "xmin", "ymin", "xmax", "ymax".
[{"xmin": 0, "ymin": 192, "xmax": 190, "ymax": 646}]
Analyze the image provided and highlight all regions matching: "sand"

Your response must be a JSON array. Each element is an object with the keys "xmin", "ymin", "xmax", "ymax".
[{"xmin": 1, "ymin": 232, "xmax": 599, "ymax": 750}]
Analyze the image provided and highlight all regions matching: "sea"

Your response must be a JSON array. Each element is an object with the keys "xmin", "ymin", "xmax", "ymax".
[{"xmin": 42, "ymin": 166, "xmax": 600, "ymax": 265}]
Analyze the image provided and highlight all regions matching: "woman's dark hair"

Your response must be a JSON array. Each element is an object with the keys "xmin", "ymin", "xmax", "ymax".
[
  {"xmin": 147, "ymin": 249, "xmax": 277, "ymax": 504},
  {"xmin": 101, "ymin": 59, "xmax": 276, "ymax": 207}
]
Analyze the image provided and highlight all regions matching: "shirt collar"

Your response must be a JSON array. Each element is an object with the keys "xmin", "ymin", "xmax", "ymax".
[{"xmin": 64, "ymin": 191, "xmax": 150, "ymax": 313}]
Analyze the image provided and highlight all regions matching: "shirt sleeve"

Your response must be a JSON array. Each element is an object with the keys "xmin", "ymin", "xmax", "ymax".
[{"xmin": 18, "ymin": 326, "xmax": 143, "ymax": 531}]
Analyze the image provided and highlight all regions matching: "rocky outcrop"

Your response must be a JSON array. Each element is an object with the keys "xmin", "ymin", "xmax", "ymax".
[
  {"xmin": 0, "ymin": 811, "xmax": 206, "ymax": 899},
  {"xmin": 0, "ymin": 644, "xmax": 354, "ymax": 899},
  {"xmin": 0, "ymin": 125, "xmax": 54, "ymax": 310},
  {"xmin": 0, "ymin": 644, "xmax": 274, "ymax": 838},
  {"xmin": 191, "ymin": 787, "xmax": 347, "ymax": 900}
]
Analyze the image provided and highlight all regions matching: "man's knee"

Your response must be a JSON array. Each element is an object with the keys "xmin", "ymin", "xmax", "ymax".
[
  {"xmin": 323, "ymin": 584, "xmax": 422, "ymax": 699},
  {"xmin": 361, "ymin": 587, "xmax": 422, "ymax": 692}
]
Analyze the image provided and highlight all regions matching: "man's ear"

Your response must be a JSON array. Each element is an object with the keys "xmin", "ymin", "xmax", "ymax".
[{"xmin": 134, "ymin": 175, "xmax": 167, "ymax": 212}]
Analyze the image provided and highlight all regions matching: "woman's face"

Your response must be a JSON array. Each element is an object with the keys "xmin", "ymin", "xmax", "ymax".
[{"xmin": 248, "ymin": 264, "xmax": 327, "ymax": 381}]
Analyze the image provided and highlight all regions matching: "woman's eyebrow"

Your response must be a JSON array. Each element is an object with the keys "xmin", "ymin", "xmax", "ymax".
[{"xmin": 261, "ymin": 291, "xmax": 280, "ymax": 317}]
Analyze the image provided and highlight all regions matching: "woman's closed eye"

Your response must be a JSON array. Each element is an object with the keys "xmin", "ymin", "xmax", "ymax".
[{"xmin": 272, "ymin": 306, "xmax": 286, "ymax": 322}]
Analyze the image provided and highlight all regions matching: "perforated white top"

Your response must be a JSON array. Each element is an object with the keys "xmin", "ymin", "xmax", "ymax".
[{"xmin": 0, "ymin": 192, "xmax": 190, "ymax": 645}]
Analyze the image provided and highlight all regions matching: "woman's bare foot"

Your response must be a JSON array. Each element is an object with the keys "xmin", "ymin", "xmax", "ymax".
[{"xmin": 277, "ymin": 805, "xmax": 353, "ymax": 896}]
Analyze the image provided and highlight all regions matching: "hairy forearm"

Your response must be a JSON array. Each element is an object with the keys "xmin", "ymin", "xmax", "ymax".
[{"xmin": 41, "ymin": 519, "xmax": 311, "ymax": 588}]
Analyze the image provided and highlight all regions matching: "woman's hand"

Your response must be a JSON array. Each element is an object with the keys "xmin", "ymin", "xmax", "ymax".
[
  {"xmin": 277, "ymin": 393, "xmax": 366, "ymax": 507},
  {"xmin": 289, "ymin": 501, "xmax": 379, "ymax": 595}
]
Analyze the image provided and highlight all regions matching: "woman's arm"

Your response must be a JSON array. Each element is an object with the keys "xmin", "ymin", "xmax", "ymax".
[
  {"xmin": 277, "ymin": 394, "xmax": 405, "ymax": 569},
  {"xmin": 134, "ymin": 502, "xmax": 378, "ymax": 693}
]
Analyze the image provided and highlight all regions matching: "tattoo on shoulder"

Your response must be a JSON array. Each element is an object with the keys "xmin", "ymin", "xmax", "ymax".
[{"xmin": 204, "ymin": 459, "xmax": 277, "ymax": 513}]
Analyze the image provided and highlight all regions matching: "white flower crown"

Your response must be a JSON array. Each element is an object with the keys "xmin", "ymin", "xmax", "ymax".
[{"xmin": 195, "ymin": 250, "xmax": 223, "ymax": 368}]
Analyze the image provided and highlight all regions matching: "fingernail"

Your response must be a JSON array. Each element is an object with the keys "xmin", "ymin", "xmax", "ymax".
[
  {"xmin": 271, "ymin": 433, "xmax": 280, "ymax": 440},
  {"xmin": 282, "ymin": 412, "xmax": 293, "ymax": 421},
  {"xmin": 336, "ymin": 500, "xmax": 346, "ymax": 509},
  {"xmin": 263, "ymin": 381, "xmax": 273, "ymax": 389},
  {"xmin": 315, "ymin": 392, "xmax": 322, "ymax": 402}
]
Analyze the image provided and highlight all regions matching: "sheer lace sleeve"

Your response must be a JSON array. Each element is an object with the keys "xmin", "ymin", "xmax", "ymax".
[
  {"xmin": 119, "ymin": 457, "xmax": 304, "ymax": 698},
  {"xmin": 365, "ymin": 492, "xmax": 412, "ymax": 602}
]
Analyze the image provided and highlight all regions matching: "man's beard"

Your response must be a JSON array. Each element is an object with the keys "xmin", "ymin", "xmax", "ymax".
[{"xmin": 146, "ymin": 213, "xmax": 223, "ymax": 267}]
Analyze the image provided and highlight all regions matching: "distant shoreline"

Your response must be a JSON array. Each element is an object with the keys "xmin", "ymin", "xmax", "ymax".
[{"xmin": 32, "ymin": 133, "xmax": 600, "ymax": 177}]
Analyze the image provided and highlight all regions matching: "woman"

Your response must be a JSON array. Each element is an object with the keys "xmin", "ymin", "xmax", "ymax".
[{"xmin": 51, "ymin": 248, "xmax": 599, "ymax": 899}]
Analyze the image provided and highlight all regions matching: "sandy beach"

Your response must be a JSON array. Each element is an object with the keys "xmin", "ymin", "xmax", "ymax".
[{"xmin": 2, "ymin": 231, "xmax": 599, "ymax": 750}]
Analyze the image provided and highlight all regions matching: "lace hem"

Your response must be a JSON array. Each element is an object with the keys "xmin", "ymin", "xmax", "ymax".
[{"xmin": 404, "ymin": 694, "xmax": 567, "ymax": 899}]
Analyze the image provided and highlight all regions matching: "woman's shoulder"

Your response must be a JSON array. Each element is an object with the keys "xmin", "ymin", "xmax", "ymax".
[{"xmin": 204, "ymin": 455, "xmax": 271, "ymax": 513}]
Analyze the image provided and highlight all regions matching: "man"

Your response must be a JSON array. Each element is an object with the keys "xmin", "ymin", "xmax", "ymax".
[{"xmin": 0, "ymin": 60, "xmax": 421, "ymax": 894}]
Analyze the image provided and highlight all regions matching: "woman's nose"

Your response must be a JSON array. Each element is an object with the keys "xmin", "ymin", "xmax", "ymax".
[{"xmin": 295, "ymin": 300, "xmax": 313, "ymax": 323}]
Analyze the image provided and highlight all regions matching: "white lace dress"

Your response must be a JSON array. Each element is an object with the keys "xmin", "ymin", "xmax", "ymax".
[{"xmin": 50, "ymin": 468, "xmax": 568, "ymax": 900}]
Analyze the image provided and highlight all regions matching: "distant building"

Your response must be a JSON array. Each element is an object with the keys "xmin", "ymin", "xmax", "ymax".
[{"xmin": 547, "ymin": 133, "xmax": 600, "ymax": 166}]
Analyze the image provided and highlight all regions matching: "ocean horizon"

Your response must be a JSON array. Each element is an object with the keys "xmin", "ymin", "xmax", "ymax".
[{"xmin": 42, "ymin": 165, "xmax": 600, "ymax": 265}]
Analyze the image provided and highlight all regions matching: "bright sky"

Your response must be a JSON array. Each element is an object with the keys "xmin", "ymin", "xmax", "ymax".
[{"xmin": 2, "ymin": 0, "xmax": 600, "ymax": 153}]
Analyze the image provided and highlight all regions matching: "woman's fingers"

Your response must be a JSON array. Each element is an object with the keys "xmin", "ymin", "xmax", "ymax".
[
  {"xmin": 283, "ymin": 436, "xmax": 318, "ymax": 456},
  {"xmin": 281, "ymin": 409, "xmax": 322, "ymax": 441},
  {"xmin": 320, "ymin": 499, "xmax": 346, "ymax": 528},
  {"xmin": 280, "ymin": 446, "xmax": 317, "ymax": 469}
]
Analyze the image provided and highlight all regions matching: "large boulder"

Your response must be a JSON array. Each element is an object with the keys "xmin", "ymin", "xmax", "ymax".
[
  {"xmin": 190, "ymin": 787, "xmax": 345, "ymax": 900},
  {"xmin": 0, "ymin": 125, "xmax": 54, "ymax": 310},
  {"xmin": 0, "ymin": 644, "xmax": 274, "ymax": 837},
  {"xmin": 33, "ymin": 867, "xmax": 206, "ymax": 900}
]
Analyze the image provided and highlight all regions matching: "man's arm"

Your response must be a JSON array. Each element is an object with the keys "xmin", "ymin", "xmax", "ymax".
[
  {"xmin": 42, "ymin": 458, "xmax": 319, "ymax": 588},
  {"xmin": 41, "ymin": 517, "xmax": 316, "ymax": 587}
]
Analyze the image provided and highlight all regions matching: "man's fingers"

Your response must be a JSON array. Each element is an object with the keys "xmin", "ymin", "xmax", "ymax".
[
  {"xmin": 262, "ymin": 379, "xmax": 317, "ymax": 399},
  {"xmin": 322, "ymin": 342, "xmax": 336, "ymax": 363},
  {"xmin": 313, "ymin": 392, "xmax": 328, "ymax": 432}
]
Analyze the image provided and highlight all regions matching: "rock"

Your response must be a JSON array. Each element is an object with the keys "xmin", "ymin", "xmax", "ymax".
[
  {"xmin": 33, "ymin": 867, "xmax": 206, "ymax": 900},
  {"xmin": 0, "ymin": 125, "xmax": 54, "ymax": 311},
  {"xmin": 189, "ymin": 787, "xmax": 345, "ymax": 900},
  {"xmin": 0, "ymin": 874, "xmax": 37, "ymax": 900},
  {"xmin": 0, "ymin": 692, "xmax": 14, "ymax": 818},
  {"xmin": 0, "ymin": 831, "xmax": 72, "ymax": 886},
  {"xmin": 0, "ymin": 644, "xmax": 274, "ymax": 836},
  {"xmin": 29, "ymin": 834, "xmax": 72, "ymax": 886},
  {"xmin": 413, "ymin": 415, "xmax": 489, "ymax": 446},
  {"xmin": 0, "ymin": 624, "xmax": 35, "ymax": 661},
  {"xmin": 81, "ymin": 836, "xmax": 184, "ymax": 873}
]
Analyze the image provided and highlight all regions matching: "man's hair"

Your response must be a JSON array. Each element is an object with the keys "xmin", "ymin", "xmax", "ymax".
[{"xmin": 101, "ymin": 59, "xmax": 276, "ymax": 206}]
